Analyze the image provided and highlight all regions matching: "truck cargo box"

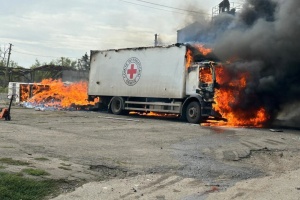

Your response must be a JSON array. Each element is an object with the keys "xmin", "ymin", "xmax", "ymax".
[{"xmin": 88, "ymin": 44, "xmax": 187, "ymax": 99}]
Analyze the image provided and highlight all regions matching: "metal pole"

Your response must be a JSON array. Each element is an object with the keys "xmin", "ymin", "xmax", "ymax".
[
  {"xmin": 5, "ymin": 43, "xmax": 12, "ymax": 85},
  {"xmin": 154, "ymin": 34, "xmax": 158, "ymax": 46}
]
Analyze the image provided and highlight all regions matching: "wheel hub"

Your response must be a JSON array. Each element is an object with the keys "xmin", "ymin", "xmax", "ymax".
[{"xmin": 188, "ymin": 107, "xmax": 197, "ymax": 118}]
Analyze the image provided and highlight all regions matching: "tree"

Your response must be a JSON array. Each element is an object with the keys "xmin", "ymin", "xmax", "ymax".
[
  {"xmin": 0, "ymin": 46, "xmax": 8, "ymax": 65},
  {"xmin": 49, "ymin": 57, "xmax": 77, "ymax": 69},
  {"xmin": 78, "ymin": 53, "xmax": 90, "ymax": 71},
  {"xmin": 30, "ymin": 59, "xmax": 42, "ymax": 69}
]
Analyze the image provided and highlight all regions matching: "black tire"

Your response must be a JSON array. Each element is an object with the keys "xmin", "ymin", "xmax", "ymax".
[
  {"xmin": 179, "ymin": 109, "xmax": 187, "ymax": 122},
  {"xmin": 186, "ymin": 101, "xmax": 201, "ymax": 124},
  {"xmin": 110, "ymin": 97, "xmax": 124, "ymax": 115}
]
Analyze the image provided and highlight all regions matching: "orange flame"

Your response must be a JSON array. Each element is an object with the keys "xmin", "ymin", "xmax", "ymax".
[
  {"xmin": 130, "ymin": 111, "xmax": 178, "ymax": 118},
  {"xmin": 194, "ymin": 44, "xmax": 212, "ymax": 56},
  {"xmin": 200, "ymin": 67, "xmax": 213, "ymax": 83},
  {"xmin": 185, "ymin": 44, "xmax": 268, "ymax": 127},
  {"xmin": 209, "ymin": 66, "xmax": 269, "ymax": 127},
  {"xmin": 27, "ymin": 79, "xmax": 98, "ymax": 108},
  {"xmin": 20, "ymin": 84, "xmax": 30, "ymax": 102},
  {"xmin": 185, "ymin": 45, "xmax": 212, "ymax": 69},
  {"xmin": 185, "ymin": 49, "xmax": 193, "ymax": 69}
]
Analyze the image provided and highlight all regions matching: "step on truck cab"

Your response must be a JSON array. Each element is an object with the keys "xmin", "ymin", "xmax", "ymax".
[{"xmin": 88, "ymin": 43, "xmax": 217, "ymax": 124}]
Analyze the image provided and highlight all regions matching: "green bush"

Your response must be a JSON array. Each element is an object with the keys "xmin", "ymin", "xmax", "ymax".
[{"xmin": 0, "ymin": 87, "xmax": 8, "ymax": 93}]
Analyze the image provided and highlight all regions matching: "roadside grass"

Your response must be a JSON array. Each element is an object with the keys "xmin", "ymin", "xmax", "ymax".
[
  {"xmin": 0, "ymin": 158, "xmax": 30, "ymax": 166},
  {"xmin": 22, "ymin": 168, "xmax": 50, "ymax": 176},
  {"xmin": 0, "ymin": 171, "xmax": 57, "ymax": 200}
]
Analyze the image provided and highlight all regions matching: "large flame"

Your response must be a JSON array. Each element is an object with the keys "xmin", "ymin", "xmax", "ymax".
[
  {"xmin": 185, "ymin": 43, "xmax": 269, "ymax": 127},
  {"xmin": 209, "ymin": 66, "xmax": 269, "ymax": 127},
  {"xmin": 25, "ymin": 79, "xmax": 97, "ymax": 109}
]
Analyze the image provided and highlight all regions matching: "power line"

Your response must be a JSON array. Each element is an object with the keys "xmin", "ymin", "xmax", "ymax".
[
  {"xmin": 134, "ymin": 0, "xmax": 210, "ymax": 15},
  {"xmin": 120, "ymin": 0, "xmax": 187, "ymax": 15},
  {"xmin": 120, "ymin": 0, "xmax": 210, "ymax": 16},
  {"xmin": 13, "ymin": 50, "xmax": 78, "ymax": 59}
]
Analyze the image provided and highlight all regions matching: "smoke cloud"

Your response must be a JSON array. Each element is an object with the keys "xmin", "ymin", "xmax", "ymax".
[{"xmin": 183, "ymin": 0, "xmax": 300, "ymax": 126}]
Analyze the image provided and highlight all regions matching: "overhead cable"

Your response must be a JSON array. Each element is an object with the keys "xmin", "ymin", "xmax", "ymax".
[
  {"xmin": 134, "ymin": 0, "xmax": 210, "ymax": 15},
  {"xmin": 120, "ymin": 0, "xmax": 209, "ymax": 16},
  {"xmin": 120, "ymin": 0, "xmax": 186, "ymax": 15},
  {"xmin": 13, "ymin": 50, "xmax": 78, "ymax": 59}
]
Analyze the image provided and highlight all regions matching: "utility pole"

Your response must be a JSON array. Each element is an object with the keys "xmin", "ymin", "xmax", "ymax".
[
  {"xmin": 5, "ymin": 43, "xmax": 13, "ymax": 85},
  {"xmin": 154, "ymin": 34, "xmax": 158, "ymax": 46}
]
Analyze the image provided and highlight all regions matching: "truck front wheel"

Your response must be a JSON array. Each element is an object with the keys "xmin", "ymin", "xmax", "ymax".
[
  {"xmin": 110, "ymin": 97, "xmax": 124, "ymax": 115},
  {"xmin": 186, "ymin": 101, "xmax": 201, "ymax": 124}
]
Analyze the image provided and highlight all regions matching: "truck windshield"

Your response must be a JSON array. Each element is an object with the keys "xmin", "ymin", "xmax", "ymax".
[{"xmin": 199, "ymin": 67, "xmax": 213, "ymax": 84}]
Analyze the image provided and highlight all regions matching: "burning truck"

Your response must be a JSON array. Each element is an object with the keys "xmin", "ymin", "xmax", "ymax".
[{"xmin": 87, "ymin": 43, "xmax": 220, "ymax": 124}]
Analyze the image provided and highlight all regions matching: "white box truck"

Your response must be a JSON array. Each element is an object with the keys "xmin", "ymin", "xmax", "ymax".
[{"xmin": 88, "ymin": 44, "xmax": 217, "ymax": 123}]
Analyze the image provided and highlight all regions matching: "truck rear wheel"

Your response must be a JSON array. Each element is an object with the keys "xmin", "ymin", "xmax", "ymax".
[
  {"xmin": 110, "ymin": 97, "xmax": 124, "ymax": 115},
  {"xmin": 186, "ymin": 101, "xmax": 201, "ymax": 124}
]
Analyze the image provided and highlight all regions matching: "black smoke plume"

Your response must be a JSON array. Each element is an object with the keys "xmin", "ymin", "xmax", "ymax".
[{"xmin": 183, "ymin": 0, "xmax": 300, "ymax": 126}]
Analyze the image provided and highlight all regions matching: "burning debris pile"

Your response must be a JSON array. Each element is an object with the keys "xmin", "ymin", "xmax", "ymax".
[
  {"xmin": 21, "ymin": 79, "xmax": 97, "ymax": 111},
  {"xmin": 184, "ymin": 0, "xmax": 300, "ymax": 127}
]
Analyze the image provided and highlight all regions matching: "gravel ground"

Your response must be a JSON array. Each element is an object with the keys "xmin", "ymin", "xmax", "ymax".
[{"xmin": 0, "ymin": 106, "xmax": 300, "ymax": 199}]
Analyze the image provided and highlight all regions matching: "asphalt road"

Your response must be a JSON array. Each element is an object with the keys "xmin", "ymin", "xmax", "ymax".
[{"xmin": 1, "ymin": 106, "xmax": 300, "ymax": 199}]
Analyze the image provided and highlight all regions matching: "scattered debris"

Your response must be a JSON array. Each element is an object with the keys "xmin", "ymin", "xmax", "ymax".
[
  {"xmin": 34, "ymin": 107, "xmax": 46, "ymax": 111},
  {"xmin": 270, "ymin": 129, "xmax": 283, "ymax": 132},
  {"xmin": 200, "ymin": 185, "xmax": 220, "ymax": 196}
]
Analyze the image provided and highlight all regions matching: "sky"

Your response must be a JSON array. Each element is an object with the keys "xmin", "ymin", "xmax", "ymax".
[{"xmin": 0, "ymin": 0, "xmax": 243, "ymax": 68}]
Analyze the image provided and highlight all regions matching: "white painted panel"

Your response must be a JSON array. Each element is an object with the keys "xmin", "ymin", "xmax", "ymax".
[{"xmin": 88, "ymin": 45, "xmax": 187, "ymax": 98}]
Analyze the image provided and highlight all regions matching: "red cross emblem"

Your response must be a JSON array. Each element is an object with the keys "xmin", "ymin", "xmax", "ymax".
[
  {"xmin": 127, "ymin": 64, "xmax": 137, "ymax": 79},
  {"xmin": 123, "ymin": 57, "xmax": 142, "ymax": 86}
]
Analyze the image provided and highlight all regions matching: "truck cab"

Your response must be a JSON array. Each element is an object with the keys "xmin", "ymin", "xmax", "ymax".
[{"xmin": 183, "ymin": 61, "xmax": 217, "ymax": 123}]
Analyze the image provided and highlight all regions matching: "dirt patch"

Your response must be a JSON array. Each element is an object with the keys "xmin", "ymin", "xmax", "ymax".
[
  {"xmin": 89, "ymin": 164, "xmax": 137, "ymax": 180},
  {"xmin": 0, "ymin": 107, "xmax": 300, "ymax": 199},
  {"xmin": 238, "ymin": 148, "xmax": 300, "ymax": 175}
]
